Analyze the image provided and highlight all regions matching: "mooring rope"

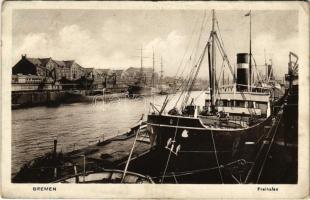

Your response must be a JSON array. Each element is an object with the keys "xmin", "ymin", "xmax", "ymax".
[
  {"xmin": 210, "ymin": 129, "xmax": 224, "ymax": 183},
  {"xmin": 244, "ymin": 107, "xmax": 284, "ymax": 183},
  {"xmin": 256, "ymin": 111, "xmax": 283, "ymax": 183},
  {"xmin": 154, "ymin": 159, "xmax": 246, "ymax": 180},
  {"xmin": 172, "ymin": 172, "xmax": 178, "ymax": 184},
  {"xmin": 121, "ymin": 114, "xmax": 144, "ymax": 183},
  {"xmin": 161, "ymin": 117, "xmax": 180, "ymax": 183},
  {"xmin": 157, "ymin": 166, "xmax": 221, "ymax": 179}
]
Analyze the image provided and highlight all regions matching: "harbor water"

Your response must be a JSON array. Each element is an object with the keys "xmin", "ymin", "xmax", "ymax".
[{"xmin": 12, "ymin": 91, "xmax": 206, "ymax": 176}]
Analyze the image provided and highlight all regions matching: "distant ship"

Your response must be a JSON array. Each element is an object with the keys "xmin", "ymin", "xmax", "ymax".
[
  {"xmin": 157, "ymin": 57, "xmax": 176, "ymax": 95},
  {"xmin": 127, "ymin": 48, "xmax": 158, "ymax": 97}
]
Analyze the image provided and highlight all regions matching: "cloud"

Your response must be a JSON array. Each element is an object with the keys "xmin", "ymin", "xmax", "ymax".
[
  {"xmin": 59, "ymin": 25, "xmax": 91, "ymax": 47},
  {"xmin": 14, "ymin": 24, "xmax": 121, "ymax": 68},
  {"xmin": 15, "ymin": 33, "xmax": 50, "ymax": 58},
  {"xmin": 252, "ymin": 33, "xmax": 298, "ymax": 78},
  {"xmin": 145, "ymin": 31, "xmax": 191, "ymax": 76},
  {"xmin": 56, "ymin": 25, "xmax": 102, "ymax": 66},
  {"xmin": 13, "ymin": 10, "xmax": 298, "ymax": 79}
]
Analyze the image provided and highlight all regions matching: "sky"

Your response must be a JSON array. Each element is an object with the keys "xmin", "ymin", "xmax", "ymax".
[{"xmin": 12, "ymin": 9, "xmax": 298, "ymax": 80}]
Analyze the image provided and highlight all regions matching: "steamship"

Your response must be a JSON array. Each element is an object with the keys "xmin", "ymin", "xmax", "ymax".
[{"xmin": 145, "ymin": 10, "xmax": 285, "ymax": 183}]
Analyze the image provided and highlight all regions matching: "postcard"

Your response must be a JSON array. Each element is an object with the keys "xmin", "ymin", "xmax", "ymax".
[{"xmin": 1, "ymin": 1, "xmax": 309, "ymax": 199}]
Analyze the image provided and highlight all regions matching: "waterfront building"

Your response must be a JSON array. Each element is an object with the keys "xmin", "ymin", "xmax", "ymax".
[
  {"xmin": 12, "ymin": 55, "xmax": 52, "ymax": 77},
  {"xmin": 13, "ymin": 55, "xmax": 89, "ymax": 81},
  {"xmin": 63, "ymin": 60, "xmax": 85, "ymax": 80},
  {"xmin": 112, "ymin": 69, "xmax": 125, "ymax": 80},
  {"xmin": 110, "ymin": 69, "xmax": 127, "ymax": 92},
  {"xmin": 88, "ymin": 68, "xmax": 127, "ymax": 92},
  {"xmin": 52, "ymin": 60, "xmax": 68, "ymax": 80},
  {"xmin": 124, "ymin": 67, "xmax": 158, "ymax": 86},
  {"xmin": 91, "ymin": 69, "xmax": 110, "ymax": 89},
  {"xmin": 11, "ymin": 74, "xmax": 62, "ymax": 91},
  {"xmin": 84, "ymin": 68, "xmax": 95, "ymax": 79},
  {"xmin": 12, "ymin": 55, "xmax": 166, "ymax": 93},
  {"xmin": 95, "ymin": 68, "xmax": 112, "ymax": 77}
]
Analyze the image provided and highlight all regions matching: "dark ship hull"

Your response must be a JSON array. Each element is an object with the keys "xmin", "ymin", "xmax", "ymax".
[
  {"xmin": 148, "ymin": 114, "xmax": 271, "ymax": 150},
  {"xmin": 127, "ymin": 85, "xmax": 157, "ymax": 97},
  {"xmin": 143, "ymin": 115, "xmax": 270, "ymax": 183},
  {"xmin": 148, "ymin": 114, "xmax": 271, "ymax": 154},
  {"xmin": 144, "ymin": 92, "xmax": 286, "ymax": 183}
]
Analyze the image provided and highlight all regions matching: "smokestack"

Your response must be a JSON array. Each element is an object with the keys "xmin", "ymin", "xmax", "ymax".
[
  {"xmin": 267, "ymin": 64, "xmax": 273, "ymax": 80},
  {"xmin": 236, "ymin": 53, "xmax": 249, "ymax": 91}
]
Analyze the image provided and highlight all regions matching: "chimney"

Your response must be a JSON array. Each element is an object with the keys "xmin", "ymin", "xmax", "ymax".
[
  {"xmin": 21, "ymin": 54, "xmax": 27, "ymax": 59},
  {"xmin": 236, "ymin": 53, "xmax": 249, "ymax": 91}
]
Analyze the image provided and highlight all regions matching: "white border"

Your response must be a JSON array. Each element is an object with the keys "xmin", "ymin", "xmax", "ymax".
[{"xmin": 1, "ymin": 1, "xmax": 309, "ymax": 199}]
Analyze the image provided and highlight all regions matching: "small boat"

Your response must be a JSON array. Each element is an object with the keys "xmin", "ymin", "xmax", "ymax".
[{"xmin": 54, "ymin": 169, "xmax": 154, "ymax": 184}]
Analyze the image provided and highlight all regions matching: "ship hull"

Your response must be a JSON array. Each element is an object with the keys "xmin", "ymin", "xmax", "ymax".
[
  {"xmin": 148, "ymin": 114, "xmax": 270, "ymax": 150},
  {"xmin": 128, "ymin": 85, "xmax": 158, "ymax": 97},
  {"xmin": 145, "ymin": 114, "xmax": 273, "ymax": 183}
]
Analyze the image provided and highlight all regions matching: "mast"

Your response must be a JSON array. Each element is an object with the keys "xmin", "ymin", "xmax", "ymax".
[
  {"xmin": 264, "ymin": 49, "xmax": 267, "ymax": 81},
  {"xmin": 211, "ymin": 9, "xmax": 216, "ymax": 112},
  {"xmin": 140, "ymin": 47, "xmax": 143, "ymax": 84},
  {"xmin": 152, "ymin": 48, "xmax": 155, "ymax": 88},
  {"xmin": 160, "ymin": 56, "xmax": 163, "ymax": 86},
  {"xmin": 249, "ymin": 10, "xmax": 252, "ymax": 90}
]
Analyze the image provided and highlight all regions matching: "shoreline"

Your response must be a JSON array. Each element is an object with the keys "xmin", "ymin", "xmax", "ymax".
[{"xmin": 11, "ymin": 91, "xmax": 130, "ymax": 110}]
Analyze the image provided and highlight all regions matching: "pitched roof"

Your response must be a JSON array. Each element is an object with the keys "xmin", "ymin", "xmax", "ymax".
[
  {"xmin": 84, "ymin": 67, "xmax": 94, "ymax": 72},
  {"xmin": 26, "ymin": 58, "xmax": 42, "ymax": 66},
  {"xmin": 113, "ymin": 69, "xmax": 124, "ymax": 73},
  {"xmin": 84, "ymin": 68, "xmax": 94, "ymax": 75},
  {"xmin": 74, "ymin": 62, "xmax": 83, "ymax": 69},
  {"xmin": 53, "ymin": 60, "xmax": 67, "ymax": 67},
  {"xmin": 95, "ymin": 68, "xmax": 111, "ymax": 75},
  {"xmin": 62, "ymin": 60, "xmax": 73, "ymax": 68},
  {"xmin": 112, "ymin": 69, "xmax": 124, "ymax": 76},
  {"xmin": 39, "ymin": 58, "xmax": 52, "ymax": 66}
]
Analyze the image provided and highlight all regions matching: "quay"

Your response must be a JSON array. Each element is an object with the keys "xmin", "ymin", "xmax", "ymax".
[{"xmin": 12, "ymin": 123, "xmax": 152, "ymax": 183}]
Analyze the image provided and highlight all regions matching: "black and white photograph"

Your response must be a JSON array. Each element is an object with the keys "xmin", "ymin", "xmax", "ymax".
[{"xmin": 1, "ymin": 1, "xmax": 309, "ymax": 199}]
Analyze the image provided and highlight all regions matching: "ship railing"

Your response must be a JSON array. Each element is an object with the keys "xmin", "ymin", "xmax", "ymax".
[
  {"xmin": 216, "ymin": 83, "xmax": 273, "ymax": 90},
  {"xmin": 216, "ymin": 84, "xmax": 235, "ymax": 91},
  {"xmin": 198, "ymin": 114, "xmax": 251, "ymax": 128},
  {"xmin": 235, "ymin": 84, "xmax": 272, "ymax": 93},
  {"xmin": 215, "ymin": 84, "xmax": 272, "ymax": 94}
]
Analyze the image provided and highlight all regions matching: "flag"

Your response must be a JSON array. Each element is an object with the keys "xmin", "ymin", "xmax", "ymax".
[{"xmin": 245, "ymin": 11, "xmax": 251, "ymax": 17}]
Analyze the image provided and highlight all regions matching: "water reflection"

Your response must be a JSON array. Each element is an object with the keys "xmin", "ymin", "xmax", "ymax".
[{"xmin": 12, "ymin": 91, "xmax": 205, "ymax": 175}]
